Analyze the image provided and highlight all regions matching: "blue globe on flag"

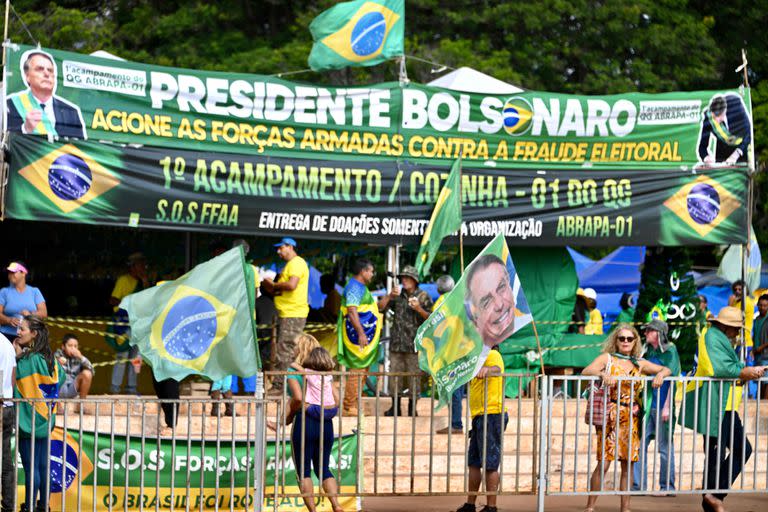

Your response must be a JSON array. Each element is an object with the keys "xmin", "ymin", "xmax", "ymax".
[
  {"xmin": 686, "ymin": 183, "xmax": 721, "ymax": 225},
  {"xmin": 350, "ymin": 12, "xmax": 386, "ymax": 56},
  {"xmin": 160, "ymin": 295, "xmax": 218, "ymax": 360},
  {"xmin": 48, "ymin": 153, "xmax": 92, "ymax": 201},
  {"xmin": 49, "ymin": 438, "xmax": 80, "ymax": 493},
  {"xmin": 502, "ymin": 97, "xmax": 534, "ymax": 136}
]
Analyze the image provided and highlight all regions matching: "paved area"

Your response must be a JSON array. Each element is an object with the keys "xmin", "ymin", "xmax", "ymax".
[{"xmin": 362, "ymin": 493, "xmax": 766, "ymax": 511}]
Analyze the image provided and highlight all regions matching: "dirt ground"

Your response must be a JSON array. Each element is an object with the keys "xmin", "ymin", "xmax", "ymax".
[{"xmin": 362, "ymin": 493, "xmax": 766, "ymax": 511}]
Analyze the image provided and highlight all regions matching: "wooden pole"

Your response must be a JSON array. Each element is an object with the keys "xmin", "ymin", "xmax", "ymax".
[{"xmin": 531, "ymin": 320, "xmax": 546, "ymax": 376}]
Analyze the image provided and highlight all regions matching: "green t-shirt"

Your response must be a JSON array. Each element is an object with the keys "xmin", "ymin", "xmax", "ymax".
[{"xmin": 14, "ymin": 352, "xmax": 66, "ymax": 438}]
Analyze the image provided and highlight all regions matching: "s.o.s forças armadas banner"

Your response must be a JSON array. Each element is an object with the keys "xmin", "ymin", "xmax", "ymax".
[
  {"xmin": 3, "ymin": 44, "xmax": 754, "ymax": 169},
  {"xmin": 6, "ymin": 135, "xmax": 748, "ymax": 246}
]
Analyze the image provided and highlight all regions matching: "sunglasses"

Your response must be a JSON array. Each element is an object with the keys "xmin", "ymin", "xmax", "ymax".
[{"xmin": 617, "ymin": 336, "xmax": 635, "ymax": 342}]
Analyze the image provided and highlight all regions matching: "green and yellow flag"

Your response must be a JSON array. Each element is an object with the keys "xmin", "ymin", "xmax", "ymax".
[
  {"xmin": 308, "ymin": 0, "xmax": 405, "ymax": 71},
  {"xmin": 415, "ymin": 157, "xmax": 462, "ymax": 279},
  {"xmin": 416, "ymin": 234, "xmax": 533, "ymax": 407},
  {"xmin": 120, "ymin": 247, "xmax": 260, "ymax": 381},
  {"xmin": 659, "ymin": 172, "xmax": 746, "ymax": 245}
]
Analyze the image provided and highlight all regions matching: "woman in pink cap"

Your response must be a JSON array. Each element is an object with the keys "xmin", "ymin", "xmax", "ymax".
[{"xmin": 0, "ymin": 261, "xmax": 47, "ymax": 338}]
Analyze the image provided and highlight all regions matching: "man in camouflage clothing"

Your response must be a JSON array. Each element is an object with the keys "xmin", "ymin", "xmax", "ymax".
[{"xmin": 379, "ymin": 265, "xmax": 433, "ymax": 416}]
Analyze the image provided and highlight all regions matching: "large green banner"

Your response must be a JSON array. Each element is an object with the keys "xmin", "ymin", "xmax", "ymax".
[
  {"xmin": 6, "ymin": 134, "xmax": 748, "ymax": 246},
  {"xmin": 18, "ymin": 427, "xmax": 359, "ymax": 511},
  {"xmin": 3, "ymin": 44, "xmax": 754, "ymax": 169}
]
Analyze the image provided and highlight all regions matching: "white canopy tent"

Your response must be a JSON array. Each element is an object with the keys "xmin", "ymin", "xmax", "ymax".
[{"xmin": 427, "ymin": 66, "xmax": 523, "ymax": 94}]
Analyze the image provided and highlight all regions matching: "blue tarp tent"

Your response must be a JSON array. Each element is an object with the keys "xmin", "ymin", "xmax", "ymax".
[
  {"xmin": 567, "ymin": 247, "xmax": 595, "ymax": 275},
  {"xmin": 578, "ymin": 246, "xmax": 646, "ymax": 293}
]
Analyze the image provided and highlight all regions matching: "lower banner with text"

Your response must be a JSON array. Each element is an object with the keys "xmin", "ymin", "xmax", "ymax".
[
  {"xmin": 5, "ymin": 134, "xmax": 748, "ymax": 246},
  {"xmin": 15, "ymin": 427, "xmax": 359, "ymax": 511}
]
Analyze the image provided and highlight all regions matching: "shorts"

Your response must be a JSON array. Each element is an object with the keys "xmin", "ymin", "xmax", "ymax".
[
  {"xmin": 274, "ymin": 317, "xmax": 307, "ymax": 371},
  {"xmin": 468, "ymin": 412, "xmax": 508, "ymax": 471},
  {"xmin": 211, "ymin": 375, "xmax": 233, "ymax": 392},
  {"xmin": 59, "ymin": 378, "xmax": 78, "ymax": 399},
  {"xmin": 388, "ymin": 352, "xmax": 422, "ymax": 397}
]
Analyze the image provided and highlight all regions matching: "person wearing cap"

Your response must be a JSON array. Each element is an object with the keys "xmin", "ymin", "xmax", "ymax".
[
  {"xmin": 0, "ymin": 261, "xmax": 47, "ymax": 339},
  {"xmin": 581, "ymin": 288, "xmax": 604, "ymax": 335},
  {"xmin": 262, "ymin": 238, "xmax": 310, "ymax": 391},
  {"xmin": 569, "ymin": 288, "xmax": 589, "ymax": 334},
  {"xmin": 728, "ymin": 279, "xmax": 755, "ymax": 352},
  {"xmin": 108, "ymin": 252, "xmax": 150, "ymax": 395},
  {"xmin": 680, "ymin": 306, "xmax": 766, "ymax": 512},
  {"xmin": 632, "ymin": 319, "xmax": 681, "ymax": 494},
  {"xmin": 378, "ymin": 265, "xmax": 433, "ymax": 416}
]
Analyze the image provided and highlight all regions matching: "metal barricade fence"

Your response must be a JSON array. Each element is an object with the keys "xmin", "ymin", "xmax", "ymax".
[
  {"xmin": 0, "ymin": 396, "xmax": 267, "ymax": 512},
  {"xmin": 264, "ymin": 370, "xmax": 539, "ymax": 504},
  {"xmin": 539, "ymin": 374, "xmax": 768, "ymax": 502},
  {"xmin": 5, "ymin": 373, "xmax": 764, "ymax": 510}
]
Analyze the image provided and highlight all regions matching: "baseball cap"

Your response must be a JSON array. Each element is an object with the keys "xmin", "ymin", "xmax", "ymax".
[
  {"xmin": 6, "ymin": 262, "xmax": 28, "ymax": 274},
  {"xmin": 273, "ymin": 237, "xmax": 297, "ymax": 248}
]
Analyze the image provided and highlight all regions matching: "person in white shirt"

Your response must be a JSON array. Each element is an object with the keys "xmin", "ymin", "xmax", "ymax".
[{"xmin": 1, "ymin": 332, "xmax": 18, "ymax": 512}]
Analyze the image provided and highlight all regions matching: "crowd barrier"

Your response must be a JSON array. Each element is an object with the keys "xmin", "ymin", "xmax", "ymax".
[
  {"xmin": 0, "ymin": 373, "xmax": 766, "ymax": 511},
  {"xmin": 539, "ymin": 375, "xmax": 768, "ymax": 508}
]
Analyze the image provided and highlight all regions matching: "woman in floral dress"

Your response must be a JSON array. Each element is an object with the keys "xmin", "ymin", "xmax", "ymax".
[{"xmin": 582, "ymin": 323, "xmax": 671, "ymax": 512}]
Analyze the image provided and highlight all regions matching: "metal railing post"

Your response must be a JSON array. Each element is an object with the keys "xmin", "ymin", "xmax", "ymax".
[{"xmin": 536, "ymin": 375, "xmax": 549, "ymax": 512}]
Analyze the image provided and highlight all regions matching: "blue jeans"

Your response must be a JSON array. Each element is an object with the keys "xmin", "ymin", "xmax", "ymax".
[
  {"xmin": 450, "ymin": 386, "xmax": 465, "ymax": 429},
  {"xmin": 18, "ymin": 436, "xmax": 51, "ymax": 511},
  {"xmin": 290, "ymin": 411, "xmax": 334, "ymax": 481},
  {"xmin": 110, "ymin": 345, "xmax": 138, "ymax": 394},
  {"xmin": 632, "ymin": 408, "xmax": 675, "ymax": 491}
]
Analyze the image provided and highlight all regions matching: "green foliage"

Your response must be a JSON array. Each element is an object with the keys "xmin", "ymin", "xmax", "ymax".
[{"xmin": 635, "ymin": 247, "xmax": 703, "ymax": 368}]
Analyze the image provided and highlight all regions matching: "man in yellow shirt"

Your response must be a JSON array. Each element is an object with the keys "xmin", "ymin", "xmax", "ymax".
[
  {"xmin": 263, "ymin": 238, "xmax": 309, "ymax": 391},
  {"xmin": 455, "ymin": 347, "xmax": 507, "ymax": 512}
]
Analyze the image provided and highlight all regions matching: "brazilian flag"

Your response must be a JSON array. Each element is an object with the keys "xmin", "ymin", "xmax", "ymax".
[
  {"xmin": 308, "ymin": 0, "xmax": 405, "ymax": 71},
  {"xmin": 415, "ymin": 157, "xmax": 462, "ymax": 279},
  {"xmin": 8, "ymin": 134, "xmax": 122, "ymax": 221},
  {"xmin": 120, "ymin": 247, "xmax": 260, "ymax": 381},
  {"xmin": 659, "ymin": 170, "xmax": 747, "ymax": 246},
  {"xmin": 337, "ymin": 278, "xmax": 382, "ymax": 369}
]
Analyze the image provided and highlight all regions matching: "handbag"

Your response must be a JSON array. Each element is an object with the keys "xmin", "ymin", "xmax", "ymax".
[{"xmin": 584, "ymin": 355, "xmax": 612, "ymax": 427}]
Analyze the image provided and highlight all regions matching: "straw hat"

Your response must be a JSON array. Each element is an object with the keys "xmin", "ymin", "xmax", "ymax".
[{"xmin": 710, "ymin": 306, "xmax": 743, "ymax": 328}]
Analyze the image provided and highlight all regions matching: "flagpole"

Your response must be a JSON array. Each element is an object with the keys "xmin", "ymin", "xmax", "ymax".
[
  {"xmin": 458, "ymin": 153, "xmax": 464, "ymax": 274},
  {"xmin": 531, "ymin": 320, "xmax": 546, "ymax": 376}
]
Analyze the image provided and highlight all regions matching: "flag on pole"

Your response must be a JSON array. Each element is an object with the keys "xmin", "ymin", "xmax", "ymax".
[
  {"xmin": 415, "ymin": 157, "xmax": 462, "ymax": 279},
  {"xmin": 120, "ymin": 247, "xmax": 260, "ymax": 382},
  {"xmin": 308, "ymin": 0, "xmax": 405, "ymax": 71},
  {"xmin": 415, "ymin": 234, "xmax": 533, "ymax": 407},
  {"xmin": 717, "ymin": 227, "xmax": 762, "ymax": 293}
]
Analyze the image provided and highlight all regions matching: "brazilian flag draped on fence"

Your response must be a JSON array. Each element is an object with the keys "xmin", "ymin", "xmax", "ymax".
[
  {"xmin": 120, "ymin": 247, "xmax": 260, "ymax": 381},
  {"xmin": 415, "ymin": 234, "xmax": 533, "ymax": 407},
  {"xmin": 308, "ymin": 0, "xmax": 405, "ymax": 71},
  {"xmin": 414, "ymin": 157, "xmax": 462, "ymax": 279}
]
